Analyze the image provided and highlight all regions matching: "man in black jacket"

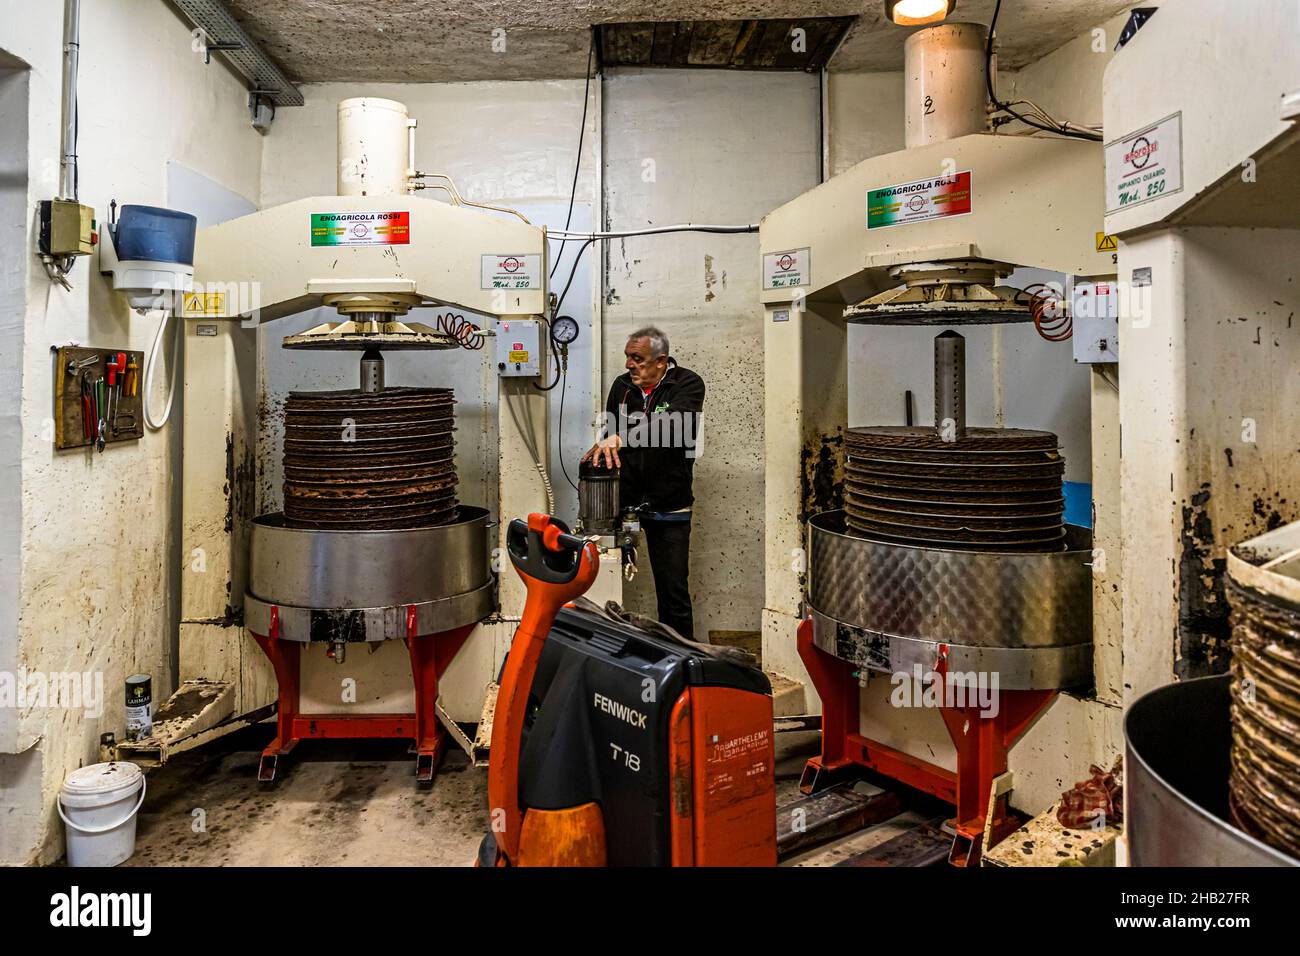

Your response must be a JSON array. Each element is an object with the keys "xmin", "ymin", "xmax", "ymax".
[{"xmin": 582, "ymin": 327, "xmax": 705, "ymax": 639}]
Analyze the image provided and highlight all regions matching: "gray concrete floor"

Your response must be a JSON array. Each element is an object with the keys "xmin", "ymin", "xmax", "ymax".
[
  {"xmin": 126, "ymin": 727, "xmax": 485, "ymax": 866},
  {"xmin": 124, "ymin": 724, "xmax": 939, "ymax": 867}
]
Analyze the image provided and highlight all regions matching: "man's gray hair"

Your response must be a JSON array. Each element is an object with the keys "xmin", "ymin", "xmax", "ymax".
[{"xmin": 628, "ymin": 326, "xmax": 669, "ymax": 358}]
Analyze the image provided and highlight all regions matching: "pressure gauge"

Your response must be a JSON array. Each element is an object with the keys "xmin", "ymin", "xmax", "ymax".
[{"xmin": 551, "ymin": 315, "xmax": 580, "ymax": 346}]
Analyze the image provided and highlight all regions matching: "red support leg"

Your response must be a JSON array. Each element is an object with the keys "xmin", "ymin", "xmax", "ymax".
[
  {"xmin": 249, "ymin": 600, "xmax": 479, "ymax": 784},
  {"xmin": 1003, "ymin": 688, "xmax": 1058, "ymax": 744},
  {"xmin": 406, "ymin": 615, "xmax": 475, "ymax": 782},
  {"xmin": 796, "ymin": 621, "xmax": 1058, "ymax": 866},
  {"xmin": 250, "ymin": 606, "xmax": 301, "ymax": 782},
  {"xmin": 939, "ymin": 685, "xmax": 1056, "ymax": 866},
  {"xmin": 796, "ymin": 618, "xmax": 860, "ymax": 793}
]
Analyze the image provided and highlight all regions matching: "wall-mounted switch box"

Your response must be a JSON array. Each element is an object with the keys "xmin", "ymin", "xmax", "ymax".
[
  {"xmin": 495, "ymin": 318, "xmax": 542, "ymax": 377},
  {"xmin": 39, "ymin": 199, "xmax": 97, "ymax": 257},
  {"xmin": 1072, "ymin": 280, "xmax": 1120, "ymax": 364}
]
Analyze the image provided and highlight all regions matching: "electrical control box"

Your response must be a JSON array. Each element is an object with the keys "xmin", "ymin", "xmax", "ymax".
[
  {"xmin": 1071, "ymin": 279, "xmax": 1120, "ymax": 364},
  {"xmin": 496, "ymin": 318, "xmax": 542, "ymax": 377},
  {"xmin": 39, "ymin": 199, "xmax": 97, "ymax": 257}
]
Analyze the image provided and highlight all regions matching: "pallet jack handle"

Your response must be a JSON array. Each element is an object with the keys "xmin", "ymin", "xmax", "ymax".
[{"xmin": 486, "ymin": 514, "xmax": 600, "ymax": 864}]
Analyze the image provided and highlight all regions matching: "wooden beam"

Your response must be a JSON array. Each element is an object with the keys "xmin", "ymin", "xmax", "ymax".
[
  {"xmin": 777, "ymin": 784, "xmax": 904, "ymax": 860},
  {"xmin": 729, "ymin": 20, "xmax": 761, "ymax": 68},
  {"xmin": 600, "ymin": 17, "xmax": 856, "ymax": 72},
  {"xmin": 688, "ymin": 20, "xmax": 743, "ymax": 67},
  {"xmin": 671, "ymin": 19, "xmax": 695, "ymax": 63},
  {"xmin": 834, "ymin": 822, "xmax": 953, "ymax": 867},
  {"xmin": 809, "ymin": 17, "xmax": 853, "ymax": 71},
  {"xmin": 651, "ymin": 22, "xmax": 680, "ymax": 67},
  {"xmin": 774, "ymin": 20, "xmax": 830, "ymax": 71}
]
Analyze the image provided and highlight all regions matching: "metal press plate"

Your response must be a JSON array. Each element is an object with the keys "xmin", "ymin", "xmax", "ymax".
[
  {"xmin": 842, "ymin": 303, "xmax": 1034, "ymax": 326},
  {"xmin": 281, "ymin": 331, "xmax": 459, "ymax": 351},
  {"xmin": 806, "ymin": 510, "xmax": 1092, "ymax": 653}
]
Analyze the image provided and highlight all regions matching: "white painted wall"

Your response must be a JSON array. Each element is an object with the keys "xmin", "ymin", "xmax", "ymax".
[
  {"xmin": 0, "ymin": 0, "xmax": 263, "ymax": 865},
  {"xmin": 0, "ymin": 59, "xmax": 30, "ymax": 755},
  {"xmin": 601, "ymin": 67, "xmax": 821, "ymax": 641},
  {"xmin": 825, "ymin": 71, "xmax": 904, "ymax": 177},
  {"xmin": 1119, "ymin": 228, "xmax": 1300, "ymax": 703},
  {"xmin": 0, "ymin": 52, "xmax": 36, "ymax": 867},
  {"xmin": 1005, "ymin": 9, "xmax": 1137, "ymax": 137}
]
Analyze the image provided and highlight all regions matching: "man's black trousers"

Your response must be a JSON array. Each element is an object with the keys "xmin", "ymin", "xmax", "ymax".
[{"xmin": 642, "ymin": 517, "xmax": 694, "ymax": 640}]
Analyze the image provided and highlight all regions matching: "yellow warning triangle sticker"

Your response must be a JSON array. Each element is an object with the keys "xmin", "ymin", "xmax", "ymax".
[
  {"xmin": 1095, "ymin": 232, "xmax": 1118, "ymax": 252},
  {"xmin": 183, "ymin": 292, "xmax": 226, "ymax": 316}
]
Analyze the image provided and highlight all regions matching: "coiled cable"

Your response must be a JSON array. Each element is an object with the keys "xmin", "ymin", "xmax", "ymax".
[
  {"xmin": 437, "ymin": 312, "xmax": 486, "ymax": 350},
  {"xmin": 1024, "ymin": 283, "xmax": 1072, "ymax": 342}
]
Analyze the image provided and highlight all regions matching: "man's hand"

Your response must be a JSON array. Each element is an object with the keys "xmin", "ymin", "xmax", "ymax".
[{"xmin": 581, "ymin": 435, "xmax": 622, "ymax": 469}]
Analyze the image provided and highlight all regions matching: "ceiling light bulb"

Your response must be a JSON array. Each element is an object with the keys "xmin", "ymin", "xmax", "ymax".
[{"xmin": 886, "ymin": 0, "xmax": 956, "ymax": 27}]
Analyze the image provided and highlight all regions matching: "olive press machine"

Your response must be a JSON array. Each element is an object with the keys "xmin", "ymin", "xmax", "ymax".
[
  {"xmin": 758, "ymin": 22, "xmax": 1114, "ymax": 864},
  {"xmin": 138, "ymin": 98, "xmax": 558, "ymax": 780}
]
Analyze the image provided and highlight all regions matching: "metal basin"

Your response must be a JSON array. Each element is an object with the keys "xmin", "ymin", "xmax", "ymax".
[
  {"xmin": 244, "ymin": 506, "xmax": 494, "ymax": 641},
  {"xmin": 1125, "ymin": 674, "xmax": 1298, "ymax": 867},
  {"xmin": 805, "ymin": 509, "xmax": 1093, "ymax": 689}
]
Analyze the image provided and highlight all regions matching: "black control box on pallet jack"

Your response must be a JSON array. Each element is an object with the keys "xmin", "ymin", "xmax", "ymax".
[{"xmin": 512, "ymin": 605, "xmax": 776, "ymax": 866}]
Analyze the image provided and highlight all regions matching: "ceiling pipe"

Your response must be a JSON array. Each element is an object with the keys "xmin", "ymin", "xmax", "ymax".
[{"xmin": 59, "ymin": 0, "xmax": 80, "ymax": 201}]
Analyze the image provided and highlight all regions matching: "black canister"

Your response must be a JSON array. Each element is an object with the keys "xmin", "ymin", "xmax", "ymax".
[{"xmin": 578, "ymin": 461, "xmax": 620, "ymax": 535}]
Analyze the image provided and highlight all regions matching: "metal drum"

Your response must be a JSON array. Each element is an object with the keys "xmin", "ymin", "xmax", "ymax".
[
  {"xmin": 577, "ymin": 462, "xmax": 620, "ymax": 534},
  {"xmin": 805, "ymin": 509, "xmax": 1092, "ymax": 689},
  {"xmin": 1125, "ymin": 674, "xmax": 1298, "ymax": 867},
  {"xmin": 244, "ymin": 505, "xmax": 494, "ymax": 642}
]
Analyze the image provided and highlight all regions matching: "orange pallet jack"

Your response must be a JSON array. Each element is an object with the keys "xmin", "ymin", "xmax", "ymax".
[{"xmin": 478, "ymin": 514, "xmax": 777, "ymax": 867}]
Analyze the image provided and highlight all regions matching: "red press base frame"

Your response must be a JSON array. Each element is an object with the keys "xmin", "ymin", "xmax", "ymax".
[
  {"xmin": 796, "ymin": 619, "xmax": 1054, "ymax": 867},
  {"xmin": 250, "ymin": 604, "xmax": 475, "ymax": 783}
]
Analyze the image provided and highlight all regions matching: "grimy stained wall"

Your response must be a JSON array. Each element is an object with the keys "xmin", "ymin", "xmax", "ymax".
[
  {"xmin": 0, "ymin": 0, "xmax": 263, "ymax": 865},
  {"xmin": 601, "ymin": 67, "xmax": 821, "ymax": 640}
]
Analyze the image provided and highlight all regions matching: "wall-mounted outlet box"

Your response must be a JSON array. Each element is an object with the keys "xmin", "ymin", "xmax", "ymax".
[
  {"xmin": 1072, "ymin": 280, "xmax": 1120, "ymax": 364},
  {"xmin": 39, "ymin": 199, "xmax": 96, "ymax": 257}
]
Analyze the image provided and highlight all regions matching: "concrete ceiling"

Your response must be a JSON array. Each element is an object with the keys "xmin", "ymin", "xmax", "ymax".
[
  {"xmin": 216, "ymin": 0, "xmax": 1136, "ymax": 83},
  {"xmin": 832, "ymin": 0, "xmax": 1136, "ymax": 72}
]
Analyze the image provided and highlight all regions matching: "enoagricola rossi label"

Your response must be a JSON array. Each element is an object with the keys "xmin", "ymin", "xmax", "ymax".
[
  {"xmin": 311, "ymin": 211, "xmax": 410, "ymax": 246},
  {"xmin": 867, "ymin": 171, "xmax": 972, "ymax": 229}
]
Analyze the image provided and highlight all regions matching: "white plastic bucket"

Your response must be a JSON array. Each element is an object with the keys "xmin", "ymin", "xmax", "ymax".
[{"xmin": 58, "ymin": 761, "xmax": 146, "ymax": 867}]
